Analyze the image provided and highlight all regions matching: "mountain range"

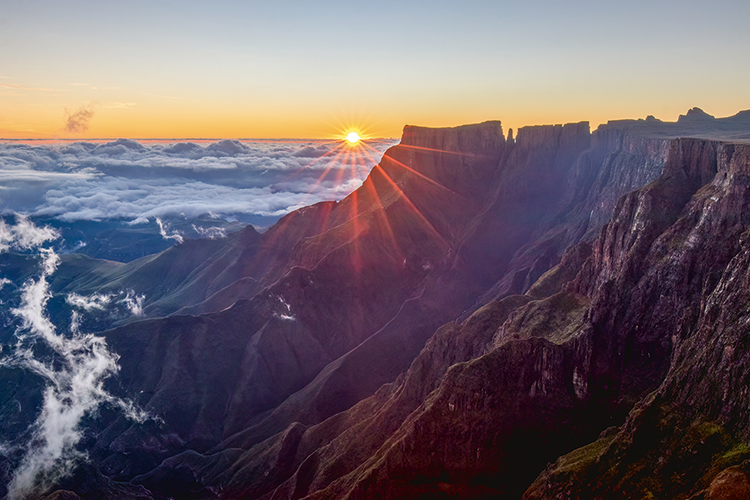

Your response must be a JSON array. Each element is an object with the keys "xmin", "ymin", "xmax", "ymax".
[{"xmin": 3, "ymin": 107, "xmax": 750, "ymax": 499}]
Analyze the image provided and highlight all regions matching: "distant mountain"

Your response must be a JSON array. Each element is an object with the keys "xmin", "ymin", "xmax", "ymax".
[{"xmin": 4, "ymin": 110, "xmax": 750, "ymax": 499}]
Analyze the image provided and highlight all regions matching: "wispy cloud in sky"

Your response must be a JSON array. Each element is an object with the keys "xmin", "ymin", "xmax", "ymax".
[
  {"xmin": 63, "ymin": 103, "xmax": 96, "ymax": 133},
  {"xmin": 0, "ymin": 82, "xmax": 62, "ymax": 92},
  {"xmin": 0, "ymin": 138, "xmax": 396, "ymax": 223},
  {"xmin": 146, "ymin": 93, "xmax": 199, "ymax": 103},
  {"xmin": 104, "ymin": 102, "xmax": 137, "ymax": 109}
]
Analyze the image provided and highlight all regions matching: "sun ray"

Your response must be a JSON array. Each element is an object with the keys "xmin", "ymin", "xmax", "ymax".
[
  {"xmin": 348, "ymin": 148, "xmax": 360, "ymax": 189},
  {"xmin": 290, "ymin": 137, "xmax": 371, "ymax": 208},
  {"xmin": 348, "ymin": 187, "xmax": 363, "ymax": 273},
  {"xmin": 277, "ymin": 141, "xmax": 355, "ymax": 204},
  {"xmin": 360, "ymin": 168, "xmax": 405, "ymax": 261},
  {"xmin": 331, "ymin": 150, "xmax": 351, "ymax": 191},
  {"xmin": 319, "ymin": 108, "xmax": 390, "ymax": 143},
  {"xmin": 360, "ymin": 143, "xmax": 466, "ymax": 200},
  {"xmin": 395, "ymin": 143, "xmax": 493, "ymax": 158},
  {"xmin": 284, "ymin": 142, "xmax": 349, "ymax": 180},
  {"xmin": 263, "ymin": 133, "xmax": 456, "ymax": 258},
  {"xmin": 371, "ymin": 162, "xmax": 448, "ymax": 247},
  {"xmin": 261, "ymin": 133, "xmax": 451, "ymax": 279}
]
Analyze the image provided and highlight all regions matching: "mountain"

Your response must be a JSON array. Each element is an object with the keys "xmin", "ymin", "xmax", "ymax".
[{"xmin": 5, "ymin": 109, "xmax": 750, "ymax": 499}]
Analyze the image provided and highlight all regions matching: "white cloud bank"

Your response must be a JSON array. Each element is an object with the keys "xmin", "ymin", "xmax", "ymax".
[
  {"xmin": 0, "ymin": 215, "xmax": 59, "ymax": 252},
  {"xmin": 0, "ymin": 138, "xmax": 396, "ymax": 223}
]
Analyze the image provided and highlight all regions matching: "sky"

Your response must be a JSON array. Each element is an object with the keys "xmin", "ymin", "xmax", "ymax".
[{"xmin": 1, "ymin": 0, "xmax": 749, "ymax": 139}]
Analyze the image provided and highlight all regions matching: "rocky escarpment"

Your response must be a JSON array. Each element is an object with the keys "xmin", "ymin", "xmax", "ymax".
[
  {"xmin": 103, "ymin": 118, "xmax": 695, "ymax": 499},
  {"xmin": 525, "ymin": 143, "xmax": 750, "ymax": 500},
  {"xmin": 204, "ymin": 135, "xmax": 729, "ymax": 500},
  {"xmin": 26, "ymin": 110, "xmax": 750, "ymax": 500},
  {"xmin": 72, "ymin": 119, "xmax": 601, "ymax": 498},
  {"xmin": 150, "ymin": 135, "xmax": 743, "ymax": 500},
  {"xmin": 464, "ymin": 121, "xmax": 670, "ymax": 310},
  {"xmin": 42, "ymin": 122, "xmax": 510, "ymax": 490}
]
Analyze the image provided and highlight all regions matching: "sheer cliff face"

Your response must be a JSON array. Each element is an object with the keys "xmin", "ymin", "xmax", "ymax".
[
  {"xmin": 28, "ymin": 114, "xmax": 750, "ymax": 500},
  {"xmin": 200, "ymin": 134, "xmax": 750, "ymax": 500},
  {"xmin": 528, "ymin": 144, "xmax": 750, "ymax": 498},
  {"xmin": 236, "ymin": 135, "xmax": 731, "ymax": 500},
  {"xmin": 524, "ymin": 143, "xmax": 750, "ymax": 500},
  {"xmin": 109, "ymin": 121, "xmax": 681, "ymax": 499},
  {"xmin": 77, "ymin": 122, "xmax": 509, "ymax": 480},
  {"xmin": 66, "ymin": 119, "xmax": 608, "ymax": 496}
]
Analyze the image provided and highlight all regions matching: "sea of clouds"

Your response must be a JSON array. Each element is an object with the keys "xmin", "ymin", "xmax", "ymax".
[{"xmin": 0, "ymin": 138, "xmax": 397, "ymax": 224}]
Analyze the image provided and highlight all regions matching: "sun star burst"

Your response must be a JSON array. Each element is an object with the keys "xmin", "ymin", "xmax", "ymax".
[{"xmin": 346, "ymin": 132, "xmax": 360, "ymax": 144}]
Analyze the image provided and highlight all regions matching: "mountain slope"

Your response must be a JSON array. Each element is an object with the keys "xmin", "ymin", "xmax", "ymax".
[
  {"xmin": 22, "ymin": 109, "xmax": 750, "ymax": 499},
  {"xmin": 111, "ymin": 121, "xmax": 641, "ymax": 497},
  {"xmin": 525, "ymin": 142, "xmax": 750, "ymax": 500}
]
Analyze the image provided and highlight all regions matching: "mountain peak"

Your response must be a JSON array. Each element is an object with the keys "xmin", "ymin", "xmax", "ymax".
[{"xmin": 678, "ymin": 107, "xmax": 716, "ymax": 122}]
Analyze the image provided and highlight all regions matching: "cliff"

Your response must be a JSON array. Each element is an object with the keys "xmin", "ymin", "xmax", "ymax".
[
  {"xmin": 526, "ymin": 143, "xmax": 750, "ymax": 500},
  {"xmin": 20, "ymin": 109, "xmax": 750, "ymax": 500},
  {"xmin": 209, "ymin": 132, "xmax": 733, "ymax": 500},
  {"xmin": 401, "ymin": 120, "xmax": 505, "ymax": 153}
]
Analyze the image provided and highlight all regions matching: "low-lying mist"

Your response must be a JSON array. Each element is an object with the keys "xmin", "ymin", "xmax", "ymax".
[{"xmin": 0, "ymin": 216, "xmax": 152, "ymax": 498}]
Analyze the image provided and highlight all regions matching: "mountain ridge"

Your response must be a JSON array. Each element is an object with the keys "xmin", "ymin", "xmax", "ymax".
[{"xmin": 5, "ymin": 110, "xmax": 750, "ymax": 499}]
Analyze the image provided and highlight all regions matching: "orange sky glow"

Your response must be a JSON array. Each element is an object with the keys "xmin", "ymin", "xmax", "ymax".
[{"xmin": 1, "ymin": 1, "xmax": 749, "ymax": 141}]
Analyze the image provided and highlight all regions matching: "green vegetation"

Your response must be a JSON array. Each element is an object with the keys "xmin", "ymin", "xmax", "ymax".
[
  {"xmin": 525, "ymin": 405, "xmax": 750, "ymax": 499},
  {"xmin": 502, "ymin": 291, "xmax": 589, "ymax": 345}
]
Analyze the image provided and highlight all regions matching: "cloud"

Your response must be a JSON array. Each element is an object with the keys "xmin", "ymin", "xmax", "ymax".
[
  {"xmin": 0, "ymin": 219, "xmax": 150, "ymax": 497},
  {"xmin": 64, "ymin": 103, "xmax": 96, "ymax": 133},
  {"xmin": 147, "ymin": 93, "xmax": 199, "ymax": 102},
  {"xmin": 104, "ymin": 102, "xmax": 137, "ymax": 109},
  {"xmin": 273, "ymin": 295, "xmax": 295, "ymax": 321},
  {"xmin": 155, "ymin": 217, "xmax": 184, "ymax": 244},
  {"xmin": 192, "ymin": 224, "xmax": 226, "ymax": 239},
  {"xmin": 205, "ymin": 139, "xmax": 249, "ymax": 156},
  {"xmin": 121, "ymin": 290, "xmax": 144, "ymax": 317},
  {"xmin": 65, "ymin": 292, "xmax": 113, "ymax": 312},
  {"xmin": 0, "ymin": 82, "xmax": 62, "ymax": 92},
  {"xmin": 0, "ymin": 171, "xmax": 97, "ymax": 183},
  {"xmin": 66, "ymin": 290, "xmax": 146, "ymax": 318},
  {"xmin": 0, "ymin": 138, "xmax": 397, "ymax": 223},
  {"xmin": 294, "ymin": 145, "xmax": 331, "ymax": 158},
  {"xmin": 0, "ymin": 214, "xmax": 59, "ymax": 252}
]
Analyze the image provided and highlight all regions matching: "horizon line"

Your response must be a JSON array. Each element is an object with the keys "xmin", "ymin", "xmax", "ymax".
[{"xmin": 0, "ymin": 137, "xmax": 400, "ymax": 142}]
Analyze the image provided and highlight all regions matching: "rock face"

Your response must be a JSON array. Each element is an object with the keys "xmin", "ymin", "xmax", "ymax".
[
  {"xmin": 524, "ymin": 144, "xmax": 750, "ymax": 499},
  {"xmin": 209, "ymin": 134, "xmax": 735, "ymax": 500},
  {"xmin": 110, "ymin": 119, "xmax": 648, "ymax": 497},
  {"xmin": 11, "ymin": 110, "xmax": 750, "ymax": 500}
]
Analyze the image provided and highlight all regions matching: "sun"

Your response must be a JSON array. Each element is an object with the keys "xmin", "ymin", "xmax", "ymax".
[{"xmin": 346, "ymin": 131, "xmax": 360, "ymax": 144}]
